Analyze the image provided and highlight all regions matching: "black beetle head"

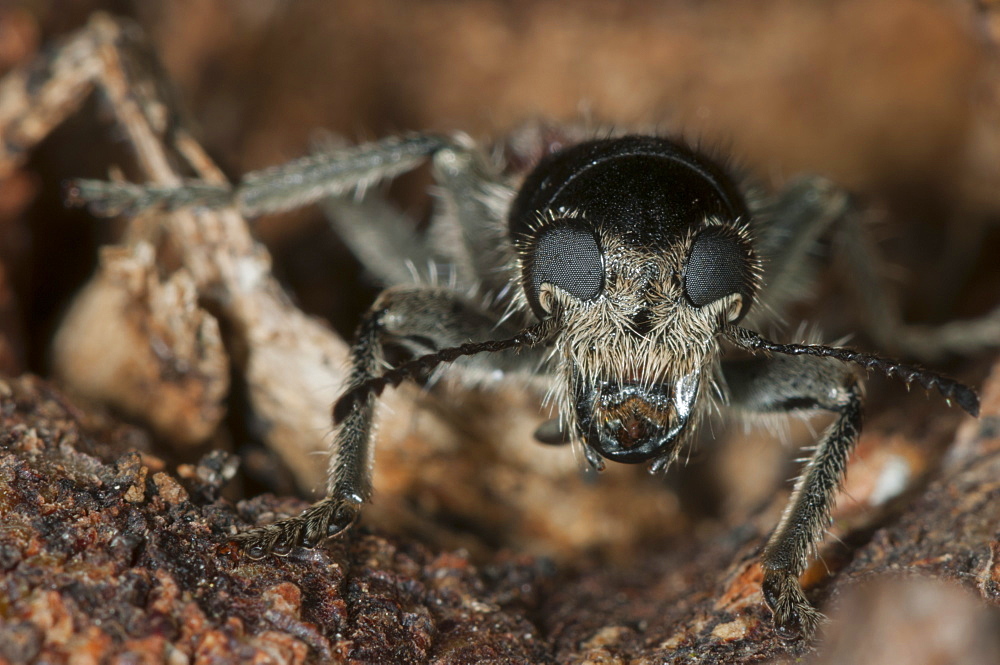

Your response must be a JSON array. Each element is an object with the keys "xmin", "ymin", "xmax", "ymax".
[{"xmin": 511, "ymin": 136, "xmax": 760, "ymax": 469}]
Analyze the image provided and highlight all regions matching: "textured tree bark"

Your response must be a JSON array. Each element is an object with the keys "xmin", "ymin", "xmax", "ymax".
[{"xmin": 0, "ymin": 365, "xmax": 997, "ymax": 663}]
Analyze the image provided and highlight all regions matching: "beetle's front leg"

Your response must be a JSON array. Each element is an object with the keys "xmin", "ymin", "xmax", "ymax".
[
  {"xmin": 723, "ymin": 354, "xmax": 864, "ymax": 638},
  {"xmin": 234, "ymin": 285, "xmax": 530, "ymax": 558}
]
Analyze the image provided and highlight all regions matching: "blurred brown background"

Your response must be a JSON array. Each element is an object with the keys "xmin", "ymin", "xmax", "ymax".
[{"xmin": 3, "ymin": 0, "xmax": 1000, "ymax": 380}]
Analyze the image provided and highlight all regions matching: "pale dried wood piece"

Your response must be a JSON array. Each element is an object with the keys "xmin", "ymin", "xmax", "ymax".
[
  {"xmin": 0, "ymin": 15, "xmax": 104, "ymax": 178},
  {"xmin": 0, "ymin": 14, "xmax": 350, "ymax": 487},
  {"xmin": 52, "ymin": 242, "xmax": 229, "ymax": 446}
]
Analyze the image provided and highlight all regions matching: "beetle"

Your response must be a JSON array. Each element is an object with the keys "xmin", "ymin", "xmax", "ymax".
[{"xmin": 70, "ymin": 130, "xmax": 980, "ymax": 639}]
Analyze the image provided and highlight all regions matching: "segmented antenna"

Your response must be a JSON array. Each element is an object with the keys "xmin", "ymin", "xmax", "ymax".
[
  {"xmin": 727, "ymin": 326, "xmax": 980, "ymax": 417},
  {"xmin": 332, "ymin": 321, "xmax": 554, "ymax": 424}
]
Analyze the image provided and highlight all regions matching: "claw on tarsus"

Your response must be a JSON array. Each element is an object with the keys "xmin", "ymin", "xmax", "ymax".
[{"xmin": 231, "ymin": 496, "xmax": 361, "ymax": 559}]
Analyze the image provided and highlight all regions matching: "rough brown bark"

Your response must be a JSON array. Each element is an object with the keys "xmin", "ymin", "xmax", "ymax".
[
  {"xmin": 0, "ymin": 375, "xmax": 551, "ymax": 664},
  {"xmin": 1, "ymin": 366, "xmax": 998, "ymax": 663}
]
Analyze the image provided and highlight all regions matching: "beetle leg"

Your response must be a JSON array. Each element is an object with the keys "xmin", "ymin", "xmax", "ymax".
[
  {"xmin": 425, "ymin": 139, "xmax": 517, "ymax": 294},
  {"xmin": 233, "ymin": 284, "xmax": 540, "ymax": 557},
  {"xmin": 69, "ymin": 133, "xmax": 452, "ymax": 217},
  {"xmin": 751, "ymin": 176, "xmax": 850, "ymax": 322},
  {"xmin": 833, "ymin": 208, "xmax": 1000, "ymax": 361},
  {"xmin": 320, "ymin": 136, "xmax": 517, "ymax": 293},
  {"xmin": 722, "ymin": 354, "xmax": 864, "ymax": 638},
  {"xmin": 757, "ymin": 176, "xmax": 1000, "ymax": 359}
]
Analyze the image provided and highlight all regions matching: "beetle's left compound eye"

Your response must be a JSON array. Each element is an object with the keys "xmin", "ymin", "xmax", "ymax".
[
  {"xmin": 684, "ymin": 225, "xmax": 755, "ymax": 317},
  {"xmin": 526, "ymin": 223, "xmax": 604, "ymax": 314}
]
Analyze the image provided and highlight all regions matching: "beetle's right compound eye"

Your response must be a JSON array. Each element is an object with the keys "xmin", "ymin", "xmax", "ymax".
[
  {"xmin": 524, "ymin": 223, "xmax": 604, "ymax": 316},
  {"xmin": 683, "ymin": 224, "xmax": 755, "ymax": 320}
]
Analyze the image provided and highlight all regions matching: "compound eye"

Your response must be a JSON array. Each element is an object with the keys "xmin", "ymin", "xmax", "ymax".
[
  {"xmin": 684, "ymin": 225, "xmax": 753, "ymax": 311},
  {"xmin": 526, "ymin": 223, "xmax": 604, "ymax": 314}
]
